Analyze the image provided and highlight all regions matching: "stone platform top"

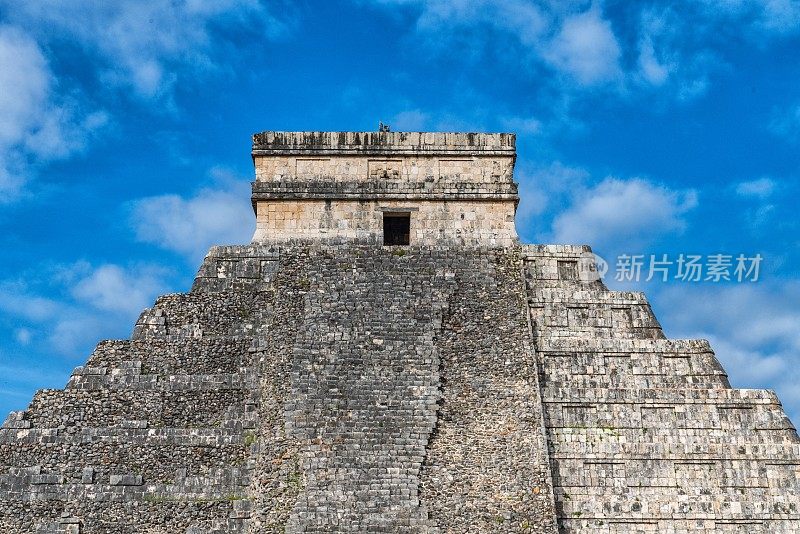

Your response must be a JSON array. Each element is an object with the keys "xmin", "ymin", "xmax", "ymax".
[{"xmin": 251, "ymin": 131, "xmax": 516, "ymax": 156}]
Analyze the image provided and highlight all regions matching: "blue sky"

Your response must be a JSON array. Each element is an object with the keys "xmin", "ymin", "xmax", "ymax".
[{"xmin": 1, "ymin": 0, "xmax": 800, "ymax": 421}]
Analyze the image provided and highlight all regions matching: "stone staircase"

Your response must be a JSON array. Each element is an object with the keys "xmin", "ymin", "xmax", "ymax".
[
  {"xmin": 242, "ymin": 246, "xmax": 558, "ymax": 533},
  {"xmin": 282, "ymin": 249, "xmax": 447, "ymax": 532}
]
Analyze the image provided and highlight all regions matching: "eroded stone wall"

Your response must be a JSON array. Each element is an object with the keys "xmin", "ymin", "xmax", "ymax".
[
  {"xmin": 0, "ymin": 245, "xmax": 559, "ymax": 533},
  {"xmin": 0, "ymin": 269, "xmax": 270, "ymax": 532},
  {"xmin": 252, "ymin": 200, "xmax": 517, "ymax": 246},
  {"xmin": 419, "ymin": 248, "xmax": 558, "ymax": 532},
  {"xmin": 526, "ymin": 245, "xmax": 800, "ymax": 533},
  {"xmin": 254, "ymin": 155, "xmax": 514, "ymax": 184},
  {"xmin": 240, "ymin": 246, "xmax": 558, "ymax": 533},
  {"xmin": 4, "ymin": 241, "xmax": 799, "ymax": 533}
]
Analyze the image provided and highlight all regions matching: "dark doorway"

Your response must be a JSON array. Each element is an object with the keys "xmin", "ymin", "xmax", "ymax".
[{"xmin": 383, "ymin": 213, "xmax": 410, "ymax": 245}]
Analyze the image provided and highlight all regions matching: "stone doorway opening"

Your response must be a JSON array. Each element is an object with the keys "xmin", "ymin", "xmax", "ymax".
[{"xmin": 383, "ymin": 213, "xmax": 410, "ymax": 245}]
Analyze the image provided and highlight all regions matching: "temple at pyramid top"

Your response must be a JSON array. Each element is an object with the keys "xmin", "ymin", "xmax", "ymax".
[{"xmin": 250, "ymin": 131, "xmax": 519, "ymax": 246}]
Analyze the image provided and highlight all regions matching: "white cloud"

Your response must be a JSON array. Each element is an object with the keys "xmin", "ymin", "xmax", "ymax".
[
  {"xmin": 391, "ymin": 109, "xmax": 430, "ymax": 131},
  {"xmin": 14, "ymin": 328, "xmax": 32, "ymax": 346},
  {"xmin": 550, "ymin": 177, "xmax": 698, "ymax": 249},
  {"xmin": 631, "ymin": 6, "xmax": 719, "ymax": 101},
  {"xmin": 516, "ymin": 162, "xmax": 589, "ymax": 225},
  {"xmin": 735, "ymin": 177, "xmax": 776, "ymax": 199},
  {"xmin": 0, "ymin": 0, "xmax": 291, "ymax": 201},
  {"xmin": 761, "ymin": 0, "xmax": 800, "ymax": 34},
  {"xmin": 377, "ymin": 1, "xmax": 623, "ymax": 88},
  {"xmin": 2, "ymin": 0, "xmax": 292, "ymax": 100},
  {"xmin": 696, "ymin": 0, "xmax": 800, "ymax": 37},
  {"xmin": 71, "ymin": 264, "xmax": 167, "ymax": 315},
  {"xmin": 0, "ymin": 26, "xmax": 55, "ymax": 200},
  {"xmin": 55, "ymin": 263, "xmax": 168, "ymax": 354},
  {"xmin": 0, "ymin": 282, "xmax": 60, "ymax": 322},
  {"xmin": 0, "ymin": 25, "xmax": 108, "ymax": 202},
  {"xmin": 543, "ymin": 8, "xmax": 622, "ymax": 86},
  {"xmin": 368, "ymin": 0, "xmax": 798, "ymax": 104},
  {"xmin": 0, "ymin": 261, "xmax": 170, "ymax": 356},
  {"xmin": 0, "ymin": 27, "xmax": 49, "ymax": 147},
  {"xmin": 129, "ymin": 168, "xmax": 254, "ymax": 260},
  {"xmin": 47, "ymin": 313, "xmax": 110, "ymax": 358},
  {"xmin": 637, "ymin": 39, "xmax": 670, "ymax": 86},
  {"xmin": 733, "ymin": 178, "xmax": 781, "ymax": 230},
  {"xmin": 411, "ymin": 0, "xmax": 548, "ymax": 45}
]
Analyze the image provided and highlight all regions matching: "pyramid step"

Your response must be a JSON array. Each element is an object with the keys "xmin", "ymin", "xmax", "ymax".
[
  {"xmin": 11, "ymin": 387, "xmax": 256, "ymax": 430},
  {"xmin": 535, "ymin": 336, "xmax": 714, "ymax": 353},
  {"xmin": 552, "ymin": 485, "xmax": 800, "ymax": 522},
  {"xmin": 132, "ymin": 291, "xmax": 268, "ymax": 341},
  {"xmin": 542, "ymin": 387, "xmax": 797, "ymax": 442},
  {"xmin": 527, "ymin": 286, "xmax": 666, "ymax": 340},
  {"xmin": 551, "ymin": 455, "xmax": 800, "ymax": 491},
  {"xmin": 85, "ymin": 338, "xmax": 254, "ymax": 376},
  {"xmin": 281, "ymin": 249, "xmax": 454, "ymax": 533},
  {"xmin": 192, "ymin": 245, "xmax": 279, "ymax": 294},
  {"xmin": 65, "ymin": 370, "xmax": 257, "ymax": 391},
  {"xmin": 540, "ymin": 373, "xmax": 729, "ymax": 390},
  {"xmin": 0, "ymin": 428, "xmax": 253, "ymax": 483},
  {"xmin": 0, "ymin": 498, "xmax": 248, "ymax": 533},
  {"xmin": 558, "ymin": 517, "xmax": 799, "ymax": 534},
  {"xmin": 538, "ymin": 347, "xmax": 729, "ymax": 389},
  {"xmin": 0, "ymin": 464, "xmax": 252, "ymax": 499},
  {"xmin": 542, "ymin": 386, "xmax": 784, "ymax": 405},
  {"xmin": 547, "ymin": 423, "xmax": 798, "ymax": 456}
]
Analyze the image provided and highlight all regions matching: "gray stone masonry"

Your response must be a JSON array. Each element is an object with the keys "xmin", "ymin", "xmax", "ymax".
[
  {"xmin": 3, "ymin": 241, "xmax": 800, "ymax": 532},
  {"xmin": 2, "ymin": 241, "xmax": 800, "ymax": 532},
  {"xmin": 250, "ymin": 131, "xmax": 516, "ymax": 155},
  {"xmin": 526, "ymin": 244, "xmax": 800, "ymax": 533},
  {"xmin": 239, "ymin": 246, "xmax": 558, "ymax": 533},
  {"xmin": 0, "ymin": 245, "xmax": 560, "ymax": 532},
  {"xmin": 249, "ymin": 132, "xmax": 519, "ymax": 246}
]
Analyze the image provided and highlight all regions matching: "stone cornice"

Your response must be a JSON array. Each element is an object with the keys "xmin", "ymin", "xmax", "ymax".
[
  {"xmin": 250, "ymin": 180, "xmax": 519, "ymax": 202},
  {"xmin": 252, "ymin": 131, "xmax": 516, "ymax": 157}
]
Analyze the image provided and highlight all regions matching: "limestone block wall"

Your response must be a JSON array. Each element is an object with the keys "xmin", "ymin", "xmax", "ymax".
[
  {"xmin": 0, "ymin": 277, "xmax": 269, "ymax": 532},
  {"xmin": 524, "ymin": 244, "xmax": 800, "ymax": 533},
  {"xmin": 251, "ymin": 131, "xmax": 516, "ymax": 156},
  {"xmin": 251, "ymin": 200, "xmax": 517, "ymax": 246},
  {"xmin": 254, "ymin": 155, "xmax": 514, "ymax": 186},
  {"xmin": 249, "ymin": 131, "xmax": 520, "ymax": 246}
]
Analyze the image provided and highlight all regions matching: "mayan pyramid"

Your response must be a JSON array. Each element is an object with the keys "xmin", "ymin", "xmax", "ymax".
[{"xmin": 1, "ymin": 131, "xmax": 799, "ymax": 533}]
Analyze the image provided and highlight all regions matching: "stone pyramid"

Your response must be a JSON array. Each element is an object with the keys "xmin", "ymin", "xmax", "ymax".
[{"xmin": 1, "ymin": 132, "xmax": 798, "ymax": 533}]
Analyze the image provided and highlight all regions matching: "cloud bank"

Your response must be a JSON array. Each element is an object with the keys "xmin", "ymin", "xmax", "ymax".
[{"xmin": 129, "ymin": 169, "xmax": 254, "ymax": 261}]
